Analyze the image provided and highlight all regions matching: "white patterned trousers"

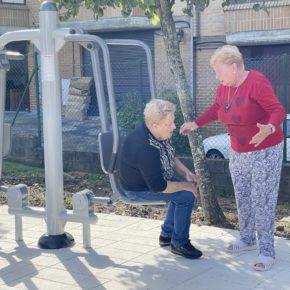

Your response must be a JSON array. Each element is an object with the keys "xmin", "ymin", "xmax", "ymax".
[{"xmin": 229, "ymin": 142, "xmax": 283, "ymax": 258}]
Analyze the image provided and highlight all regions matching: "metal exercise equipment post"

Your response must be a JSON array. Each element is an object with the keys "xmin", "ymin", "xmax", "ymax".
[{"xmin": 0, "ymin": 1, "xmax": 99, "ymax": 249}]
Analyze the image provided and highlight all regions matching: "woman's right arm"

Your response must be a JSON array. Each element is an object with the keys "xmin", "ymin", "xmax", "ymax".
[
  {"xmin": 179, "ymin": 121, "xmax": 199, "ymax": 136},
  {"xmin": 179, "ymin": 102, "xmax": 220, "ymax": 136}
]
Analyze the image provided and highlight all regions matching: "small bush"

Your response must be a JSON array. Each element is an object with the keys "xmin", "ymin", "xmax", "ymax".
[{"xmin": 117, "ymin": 92, "xmax": 144, "ymax": 129}]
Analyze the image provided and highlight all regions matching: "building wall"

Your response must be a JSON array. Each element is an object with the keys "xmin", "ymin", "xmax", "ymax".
[
  {"xmin": 200, "ymin": 0, "xmax": 225, "ymax": 36},
  {"xmin": 59, "ymin": 42, "xmax": 82, "ymax": 78},
  {"xmin": 154, "ymin": 28, "xmax": 192, "ymax": 92},
  {"xmin": 0, "ymin": 3, "xmax": 29, "ymax": 28},
  {"xmin": 27, "ymin": 45, "xmax": 37, "ymax": 112},
  {"xmin": 71, "ymin": 6, "xmax": 145, "ymax": 20},
  {"xmin": 26, "ymin": 0, "xmax": 40, "ymax": 27},
  {"xmin": 195, "ymin": 48, "xmax": 225, "ymax": 137}
]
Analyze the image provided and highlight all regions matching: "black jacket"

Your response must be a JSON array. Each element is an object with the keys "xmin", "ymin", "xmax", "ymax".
[{"xmin": 119, "ymin": 123, "xmax": 175, "ymax": 192}]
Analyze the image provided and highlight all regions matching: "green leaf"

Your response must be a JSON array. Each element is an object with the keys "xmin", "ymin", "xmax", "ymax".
[
  {"xmin": 221, "ymin": 0, "xmax": 230, "ymax": 8},
  {"xmin": 253, "ymin": 3, "xmax": 260, "ymax": 12},
  {"xmin": 152, "ymin": 13, "xmax": 160, "ymax": 25}
]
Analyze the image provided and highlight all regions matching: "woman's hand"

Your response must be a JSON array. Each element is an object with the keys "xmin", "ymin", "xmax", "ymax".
[
  {"xmin": 185, "ymin": 171, "xmax": 201, "ymax": 188},
  {"xmin": 249, "ymin": 123, "xmax": 273, "ymax": 147},
  {"xmin": 183, "ymin": 181, "xmax": 199, "ymax": 198},
  {"xmin": 179, "ymin": 121, "xmax": 198, "ymax": 136}
]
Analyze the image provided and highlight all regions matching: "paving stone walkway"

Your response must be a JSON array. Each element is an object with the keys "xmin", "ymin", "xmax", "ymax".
[{"xmin": 1, "ymin": 205, "xmax": 290, "ymax": 290}]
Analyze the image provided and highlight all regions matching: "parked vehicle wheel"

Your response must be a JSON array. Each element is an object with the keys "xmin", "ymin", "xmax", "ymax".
[{"xmin": 206, "ymin": 149, "xmax": 224, "ymax": 159}]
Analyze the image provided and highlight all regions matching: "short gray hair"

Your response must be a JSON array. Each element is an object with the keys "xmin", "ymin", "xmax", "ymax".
[
  {"xmin": 210, "ymin": 45, "xmax": 244, "ymax": 69},
  {"xmin": 144, "ymin": 99, "xmax": 176, "ymax": 127}
]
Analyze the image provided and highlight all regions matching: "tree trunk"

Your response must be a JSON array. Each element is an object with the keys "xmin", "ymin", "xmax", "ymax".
[{"xmin": 157, "ymin": 0, "xmax": 228, "ymax": 226}]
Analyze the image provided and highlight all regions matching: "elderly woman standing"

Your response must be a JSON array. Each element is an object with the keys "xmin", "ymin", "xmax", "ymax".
[
  {"xmin": 180, "ymin": 45, "xmax": 285, "ymax": 271},
  {"xmin": 120, "ymin": 99, "xmax": 203, "ymax": 259}
]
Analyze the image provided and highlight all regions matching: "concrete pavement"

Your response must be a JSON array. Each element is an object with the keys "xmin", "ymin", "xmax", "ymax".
[{"xmin": 1, "ymin": 205, "xmax": 290, "ymax": 289}]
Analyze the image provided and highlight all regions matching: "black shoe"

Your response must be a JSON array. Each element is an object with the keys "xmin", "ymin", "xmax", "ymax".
[
  {"xmin": 159, "ymin": 235, "xmax": 171, "ymax": 247},
  {"xmin": 171, "ymin": 241, "xmax": 203, "ymax": 259}
]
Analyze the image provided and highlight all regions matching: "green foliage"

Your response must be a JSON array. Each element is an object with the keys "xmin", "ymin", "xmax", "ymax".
[
  {"xmin": 54, "ymin": 0, "xmax": 216, "ymax": 21},
  {"xmin": 222, "ymin": 0, "xmax": 269, "ymax": 15},
  {"xmin": 54, "ymin": 0, "xmax": 265, "ymax": 23},
  {"xmin": 65, "ymin": 194, "xmax": 73, "ymax": 208},
  {"xmin": 55, "ymin": 0, "xmax": 158, "ymax": 21},
  {"xmin": 117, "ymin": 92, "xmax": 144, "ymax": 129},
  {"xmin": 158, "ymin": 87, "xmax": 191, "ymax": 155},
  {"xmin": 253, "ymin": 3, "xmax": 269, "ymax": 15},
  {"xmin": 33, "ymin": 192, "xmax": 46, "ymax": 207}
]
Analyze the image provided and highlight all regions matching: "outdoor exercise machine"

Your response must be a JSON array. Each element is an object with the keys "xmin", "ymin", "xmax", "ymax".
[{"xmin": 0, "ymin": 1, "xmax": 164, "ymax": 250}]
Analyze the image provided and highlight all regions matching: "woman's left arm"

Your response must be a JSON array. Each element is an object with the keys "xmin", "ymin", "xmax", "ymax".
[
  {"xmin": 249, "ymin": 123, "xmax": 276, "ymax": 147},
  {"xmin": 254, "ymin": 77, "xmax": 285, "ymax": 128},
  {"xmin": 250, "ymin": 76, "xmax": 285, "ymax": 147}
]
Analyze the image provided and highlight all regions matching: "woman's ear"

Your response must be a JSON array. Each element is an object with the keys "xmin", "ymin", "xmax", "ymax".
[
  {"xmin": 151, "ymin": 123, "xmax": 158, "ymax": 133},
  {"xmin": 232, "ymin": 63, "xmax": 238, "ymax": 74}
]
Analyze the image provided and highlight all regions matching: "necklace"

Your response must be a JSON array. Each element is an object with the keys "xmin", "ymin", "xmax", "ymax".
[{"xmin": 225, "ymin": 86, "xmax": 239, "ymax": 112}]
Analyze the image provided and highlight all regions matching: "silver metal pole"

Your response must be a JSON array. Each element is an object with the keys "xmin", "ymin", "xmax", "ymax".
[
  {"xmin": 38, "ymin": 1, "xmax": 74, "ymax": 249},
  {"xmin": 83, "ymin": 222, "xmax": 91, "ymax": 248},
  {"xmin": 15, "ymin": 216, "xmax": 23, "ymax": 241},
  {"xmin": 80, "ymin": 42, "xmax": 110, "ymax": 132},
  {"xmin": 0, "ymin": 69, "xmax": 6, "ymax": 177},
  {"xmin": 0, "ymin": 30, "xmax": 40, "ymax": 51}
]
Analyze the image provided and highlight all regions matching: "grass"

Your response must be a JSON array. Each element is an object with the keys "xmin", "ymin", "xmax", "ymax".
[
  {"xmin": 68, "ymin": 171, "xmax": 106, "ymax": 182},
  {"xmin": 1, "ymin": 161, "xmax": 107, "ymax": 182},
  {"xmin": 2, "ymin": 161, "xmax": 45, "ymax": 178},
  {"xmin": 277, "ymin": 201, "xmax": 290, "ymax": 209}
]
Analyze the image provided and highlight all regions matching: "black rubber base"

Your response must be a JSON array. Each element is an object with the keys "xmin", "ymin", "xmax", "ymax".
[{"xmin": 38, "ymin": 232, "xmax": 75, "ymax": 249}]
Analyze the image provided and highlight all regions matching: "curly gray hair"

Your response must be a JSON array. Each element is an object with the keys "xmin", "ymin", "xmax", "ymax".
[
  {"xmin": 210, "ymin": 45, "xmax": 244, "ymax": 69},
  {"xmin": 144, "ymin": 99, "xmax": 176, "ymax": 127}
]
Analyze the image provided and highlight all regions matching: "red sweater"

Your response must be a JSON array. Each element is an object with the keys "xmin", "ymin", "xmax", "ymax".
[{"xmin": 195, "ymin": 70, "xmax": 285, "ymax": 153}]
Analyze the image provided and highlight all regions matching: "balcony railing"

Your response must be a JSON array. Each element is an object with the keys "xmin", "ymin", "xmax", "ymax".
[{"xmin": 224, "ymin": 0, "xmax": 290, "ymax": 33}]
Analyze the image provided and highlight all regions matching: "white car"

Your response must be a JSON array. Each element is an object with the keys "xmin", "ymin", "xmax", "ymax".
[
  {"xmin": 203, "ymin": 133, "xmax": 230, "ymax": 159},
  {"xmin": 203, "ymin": 116, "xmax": 290, "ymax": 160}
]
